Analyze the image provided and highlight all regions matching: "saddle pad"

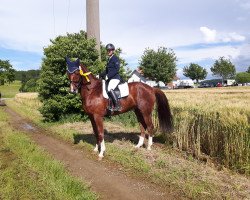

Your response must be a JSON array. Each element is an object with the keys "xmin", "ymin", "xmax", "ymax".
[{"xmin": 102, "ymin": 80, "xmax": 129, "ymax": 99}]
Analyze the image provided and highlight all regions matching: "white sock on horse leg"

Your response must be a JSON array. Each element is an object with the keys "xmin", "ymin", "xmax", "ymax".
[
  {"xmin": 147, "ymin": 136, "xmax": 153, "ymax": 150},
  {"xmin": 98, "ymin": 139, "xmax": 106, "ymax": 158},
  {"xmin": 135, "ymin": 136, "xmax": 144, "ymax": 148},
  {"xmin": 94, "ymin": 144, "xmax": 98, "ymax": 152}
]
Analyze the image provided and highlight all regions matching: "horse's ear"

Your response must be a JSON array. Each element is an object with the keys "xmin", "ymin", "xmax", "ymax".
[
  {"xmin": 75, "ymin": 58, "xmax": 80, "ymax": 66},
  {"xmin": 66, "ymin": 57, "xmax": 71, "ymax": 65}
]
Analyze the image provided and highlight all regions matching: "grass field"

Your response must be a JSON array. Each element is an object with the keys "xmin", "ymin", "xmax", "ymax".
[
  {"xmin": 0, "ymin": 81, "xmax": 21, "ymax": 98},
  {"xmin": 5, "ymin": 88, "xmax": 250, "ymax": 199},
  {"xmin": 0, "ymin": 107, "xmax": 97, "ymax": 200}
]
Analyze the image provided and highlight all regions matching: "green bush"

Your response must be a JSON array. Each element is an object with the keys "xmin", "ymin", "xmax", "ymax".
[
  {"xmin": 20, "ymin": 78, "xmax": 38, "ymax": 92},
  {"xmin": 38, "ymin": 31, "xmax": 128, "ymax": 122},
  {"xmin": 38, "ymin": 31, "xmax": 101, "ymax": 122},
  {"xmin": 236, "ymin": 72, "xmax": 250, "ymax": 83}
]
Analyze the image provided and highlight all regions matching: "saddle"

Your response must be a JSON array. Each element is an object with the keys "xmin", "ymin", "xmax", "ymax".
[
  {"xmin": 102, "ymin": 80, "xmax": 129, "ymax": 99},
  {"xmin": 102, "ymin": 80, "xmax": 129, "ymax": 114}
]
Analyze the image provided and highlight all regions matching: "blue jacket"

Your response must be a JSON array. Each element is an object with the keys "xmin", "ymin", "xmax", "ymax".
[{"xmin": 106, "ymin": 55, "xmax": 121, "ymax": 80}]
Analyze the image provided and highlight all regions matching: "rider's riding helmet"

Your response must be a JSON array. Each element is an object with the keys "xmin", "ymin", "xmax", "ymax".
[{"xmin": 106, "ymin": 43, "xmax": 115, "ymax": 51}]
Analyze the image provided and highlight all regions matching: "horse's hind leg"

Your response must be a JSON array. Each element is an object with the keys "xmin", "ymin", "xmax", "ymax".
[{"xmin": 134, "ymin": 109, "xmax": 147, "ymax": 148}]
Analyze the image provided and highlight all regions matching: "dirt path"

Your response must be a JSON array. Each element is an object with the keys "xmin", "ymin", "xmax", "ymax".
[{"xmin": 4, "ymin": 106, "xmax": 180, "ymax": 200}]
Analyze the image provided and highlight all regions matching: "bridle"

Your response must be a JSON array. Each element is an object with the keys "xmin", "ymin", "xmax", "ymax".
[
  {"xmin": 68, "ymin": 66, "xmax": 92, "ymax": 91},
  {"xmin": 70, "ymin": 72, "xmax": 82, "ymax": 89}
]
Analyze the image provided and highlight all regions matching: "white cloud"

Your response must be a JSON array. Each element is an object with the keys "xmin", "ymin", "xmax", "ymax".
[
  {"xmin": 222, "ymin": 32, "xmax": 246, "ymax": 42},
  {"xmin": 176, "ymin": 45, "xmax": 240, "ymax": 64},
  {"xmin": 232, "ymin": 43, "xmax": 250, "ymax": 71},
  {"xmin": 200, "ymin": 27, "xmax": 246, "ymax": 43},
  {"xmin": 200, "ymin": 27, "xmax": 217, "ymax": 42}
]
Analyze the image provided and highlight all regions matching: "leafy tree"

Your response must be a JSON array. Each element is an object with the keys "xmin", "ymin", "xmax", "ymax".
[
  {"xmin": 210, "ymin": 57, "xmax": 236, "ymax": 83},
  {"xmin": 235, "ymin": 72, "xmax": 250, "ymax": 83},
  {"xmin": 139, "ymin": 47, "xmax": 177, "ymax": 83},
  {"xmin": 16, "ymin": 70, "xmax": 40, "ymax": 92},
  {"xmin": 247, "ymin": 66, "xmax": 250, "ymax": 73},
  {"xmin": 38, "ymin": 31, "xmax": 127, "ymax": 121},
  {"xmin": 183, "ymin": 63, "xmax": 207, "ymax": 83},
  {"xmin": 20, "ymin": 78, "xmax": 38, "ymax": 92},
  {"xmin": 0, "ymin": 59, "xmax": 16, "ymax": 85},
  {"xmin": 15, "ymin": 70, "xmax": 40, "ymax": 82}
]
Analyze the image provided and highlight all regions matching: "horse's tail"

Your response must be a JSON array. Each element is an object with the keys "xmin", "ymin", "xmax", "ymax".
[{"xmin": 154, "ymin": 88, "xmax": 173, "ymax": 134}]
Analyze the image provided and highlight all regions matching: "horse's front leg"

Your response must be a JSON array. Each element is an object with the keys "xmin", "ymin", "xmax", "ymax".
[
  {"xmin": 90, "ymin": 115, "xmax": 99, "ymax": 152},
  {"xmin": 91, "ymin": 115, "xmax": 105, "ymax": 159}
]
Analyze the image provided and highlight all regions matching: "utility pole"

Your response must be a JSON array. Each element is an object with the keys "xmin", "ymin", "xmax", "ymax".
[{"xmin": 86, "ymin": 0, "xmax": 101, "ymax": 60}]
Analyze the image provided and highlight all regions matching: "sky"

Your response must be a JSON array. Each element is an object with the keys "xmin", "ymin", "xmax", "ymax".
[{"xmin": 0, "ymin": 0, "xmax": 250, "ymax": 79}]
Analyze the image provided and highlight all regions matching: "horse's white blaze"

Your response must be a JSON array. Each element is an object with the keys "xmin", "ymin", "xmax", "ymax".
[
  {"xmin": 98, "ymin": 139, "xmax": 106, "ymax": 158},
  {"xmin": 93, "ymin": 144, "xmax": 98, "ymax": 152},
  {"xmin": 147, "ymin": 136, "xmax": 153, "ymax": 150},
  {"xmin": 135, "ymin": 136, "xmax": 144, "ymax": 148},
  {"xmin": 70, "ymin": 84, "xmax": 78, "ymax": 93}
]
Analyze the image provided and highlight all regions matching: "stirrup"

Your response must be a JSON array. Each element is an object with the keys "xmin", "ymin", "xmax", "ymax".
[
  {"xmin": 113, "ymin": 103, "xmax": 121, "ymax": 111},
  {"xmin": 113, "ymin": 107, "xmax": 121, "ymax": 112},
  {"xmin": 107, "ymin": 98, "xmax": 112, "ymax": 110}
]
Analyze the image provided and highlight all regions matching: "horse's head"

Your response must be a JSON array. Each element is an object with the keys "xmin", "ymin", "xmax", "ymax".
[{"xmin": 66, "ymin": 57, "xmax": 93, "ymax": 93}]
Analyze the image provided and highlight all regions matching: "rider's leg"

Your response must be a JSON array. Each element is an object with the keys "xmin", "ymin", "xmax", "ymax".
[{"xmin": 107, "ymin": 79, "xmax": 120, "ymax": 111}]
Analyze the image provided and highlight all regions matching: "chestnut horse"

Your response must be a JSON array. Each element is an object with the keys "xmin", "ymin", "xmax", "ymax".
[{"xmin": 67, "ymin": 62, "xmax": 173, "ymax": 159}]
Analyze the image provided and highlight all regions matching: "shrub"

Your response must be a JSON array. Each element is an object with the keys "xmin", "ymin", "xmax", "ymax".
[
  {"xmin": 20, "ymin": 78, "xmax": 38, "ymax": 92},
  {"xmin": 235, "ymin": 72, "xmax": 250, "ymax": 83},
  {"xmin": 38, "ymin": 31, "xmax": 100, "ymax": 122}
]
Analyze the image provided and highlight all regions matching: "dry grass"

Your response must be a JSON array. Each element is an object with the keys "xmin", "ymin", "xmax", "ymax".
[
  {"xmin": 163, "ymin": 87, "xmax": 250, "ymax": 174},
  {"xmin": 14, "ymin": 93, "xmax": 41, "ymax": 107}
]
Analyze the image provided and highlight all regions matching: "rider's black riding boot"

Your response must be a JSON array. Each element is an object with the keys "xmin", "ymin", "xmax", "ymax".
[{"xmin": 108, "ymin": 89, "xmax": 121, "ymax": 111}]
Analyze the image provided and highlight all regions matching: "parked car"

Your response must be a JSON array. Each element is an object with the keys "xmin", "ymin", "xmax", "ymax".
[
  {"xmin": 216, "ymin": 82, "xmax": 222, "ymax": 87},
  {"xmin": 198, "ymin": 83, "xmax": 212, "ymax": 88}
]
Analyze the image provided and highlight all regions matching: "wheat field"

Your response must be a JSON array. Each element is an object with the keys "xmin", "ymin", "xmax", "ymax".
[{"xmin": 164, "ymin": 87, "xmax": 250, "ymax": 174}]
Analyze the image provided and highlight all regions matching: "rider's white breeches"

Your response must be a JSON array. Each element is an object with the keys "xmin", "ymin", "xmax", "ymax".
[{"xmin": 108, "ymin": 79, "xmax": 120, "ymax": 91}]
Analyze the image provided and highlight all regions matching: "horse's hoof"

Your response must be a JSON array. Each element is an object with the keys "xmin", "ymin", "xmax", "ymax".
[
  {"xmin": 147, "ymin": 147, "xmax": 152, "ymax": 151},
  {"xmin": 98, "ymin": 156, "xmax": 103, "ymax": 161}
]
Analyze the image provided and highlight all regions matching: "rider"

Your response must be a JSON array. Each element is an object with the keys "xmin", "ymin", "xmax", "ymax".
[{"xmin": 100, "ymin": 43, "xmax": 121, "ymax": 111}]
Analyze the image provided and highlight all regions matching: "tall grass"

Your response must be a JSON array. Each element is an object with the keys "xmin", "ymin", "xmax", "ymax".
[{"xmin": 163, "ymin": 87, "xmax": 250, "ymax": 174}]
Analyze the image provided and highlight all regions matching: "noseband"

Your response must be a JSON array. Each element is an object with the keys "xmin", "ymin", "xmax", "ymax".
[
  {"xmin": 70, "ymin": 73, "xmax": 82, "ymax": 89},
  {"xmin": 69, "ymin": 69, "xmax": 92, "ymax": 90}
]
